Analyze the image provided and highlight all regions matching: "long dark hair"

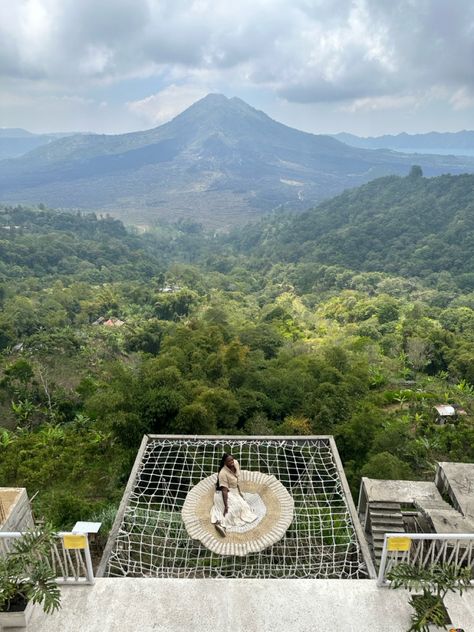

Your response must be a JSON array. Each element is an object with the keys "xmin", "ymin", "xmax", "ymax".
[{"xmin": 216, "ymin": 452, "xmax": 230, "ymax": 490}]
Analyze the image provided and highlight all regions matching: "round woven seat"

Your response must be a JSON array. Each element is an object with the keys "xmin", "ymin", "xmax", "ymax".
[{"xmin": 182, "ymin": 470, "xmax": 294, "ymax": 556}]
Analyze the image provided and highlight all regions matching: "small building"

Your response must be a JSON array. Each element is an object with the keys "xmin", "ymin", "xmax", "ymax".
[
  {"xmin": 92, "ymin": 316, "xmax": 125, "ymax": 327},
  {"xmin": 434, "ymin": 404, "xmax": 467, "ymax": 425},
  {"xmin": 103, "ymin": 318, "xmax": 125, "ymax": 327},
  {"xmin": 358, "ymin": 461, "xmax": 474, "ymax": 566}
]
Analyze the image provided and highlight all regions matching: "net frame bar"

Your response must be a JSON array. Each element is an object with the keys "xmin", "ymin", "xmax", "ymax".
[{"xmin": 98, "ymin": 435, "xmax": 375, "ymax": 579}]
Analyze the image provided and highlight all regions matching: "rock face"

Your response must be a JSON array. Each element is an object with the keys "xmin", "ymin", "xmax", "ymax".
[{"xmin": 1, "ymin": 94, "xmax": 474, "ymax": 227}]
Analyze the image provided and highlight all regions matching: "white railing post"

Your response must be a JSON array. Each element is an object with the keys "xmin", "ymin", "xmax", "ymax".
[
  {"xmin": 377, "ymin": 533, "xmax": 389, "ymax": 587},
  {"xmin": 84, "ymin": 535, "xmax": 95, "ymax": 585}
]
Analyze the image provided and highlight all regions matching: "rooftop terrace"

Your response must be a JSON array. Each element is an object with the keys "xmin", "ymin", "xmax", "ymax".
[{"xmin": 21, "ymin": 578, "xmax": 474, "ymax": 632}]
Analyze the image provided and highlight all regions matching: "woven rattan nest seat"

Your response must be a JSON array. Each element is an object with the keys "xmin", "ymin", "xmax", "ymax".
[{"xmin": 182, "ymin": 470, "xmax": 294, "ymax": 556}]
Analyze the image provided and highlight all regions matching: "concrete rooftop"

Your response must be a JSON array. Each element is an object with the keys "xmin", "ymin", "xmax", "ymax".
[
  {"xmin": 15, "ymin": 578, "xmax": 474, "ymax": 632},
  {"xmin": 438, "ymin": 461, "xmax": 474, "ymax": 520},
  {"xmin": 362, "ymin": 478, "xmax": 442, "ymax": 505},
  {"xmin": 362, "ymin": 476, "xmax": 474, "ymax": 534}
]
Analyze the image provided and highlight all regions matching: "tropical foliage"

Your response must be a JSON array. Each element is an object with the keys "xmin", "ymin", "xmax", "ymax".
[
  {"xmin": 0, "ymin": 525, "xmax": 61, "ymax": 615},
  {"xmin": 388, "ymin": 562, "xmax": 471, "ymax": 632},
  {"xmin": 0, "ymin": 179, "xmax": 473, "ymax": 531}
]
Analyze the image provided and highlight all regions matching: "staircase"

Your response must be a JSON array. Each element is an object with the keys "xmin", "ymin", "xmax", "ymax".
[{"xmin": 367, "ymin": 501, "xmax": 405, "ymax": 566}]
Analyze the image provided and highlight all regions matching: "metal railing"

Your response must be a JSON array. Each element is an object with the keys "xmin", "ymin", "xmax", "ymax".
[
  {"xmin": 377, "ymin": 532, "xmax": 474, "ymax": 587},
  {"xmin": 0, "ymin": 531, "xmax": 95, "ymax": 585}
]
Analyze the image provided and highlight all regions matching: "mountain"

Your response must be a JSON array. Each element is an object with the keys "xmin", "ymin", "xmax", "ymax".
[
  {"xmin": 1, "ymin": 94, "xmax": 474, "ymax": 228},
  {"xmin": 0, "ymin": 128, "xmax": 76, "ymax": 160},
  {"xmin": 0, "ymin": 128, "xmax": 36, "ymax": 138},
  {"xmin": 334, "ymin": 131, "xmax": 474, "ymax": 157},
  {"xmin": 232, "ymin": 172, "xmax": 474, "ymax": 289}
]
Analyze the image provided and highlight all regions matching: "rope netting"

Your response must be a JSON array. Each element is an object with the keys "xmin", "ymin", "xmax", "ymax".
[{"xmin": 104, "ymin": 438, "xmax": 368, "ymax": 579}]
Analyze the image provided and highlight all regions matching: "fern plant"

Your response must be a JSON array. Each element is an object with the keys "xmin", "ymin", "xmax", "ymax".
[
  {"xmin": 387, "ymin": 562, "xmax": 471, "ymax": 632},
  {"xmin": 0, "ymin": 525, "xmax": 61, "ymax": 615}
]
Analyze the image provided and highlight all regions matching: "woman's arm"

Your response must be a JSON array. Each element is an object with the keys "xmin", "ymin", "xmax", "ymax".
[{"xmin": 221, "ymin": 486, "xmax": 229, "ymax": 515}]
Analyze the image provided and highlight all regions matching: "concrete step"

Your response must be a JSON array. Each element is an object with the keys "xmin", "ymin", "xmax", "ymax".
[
  {"xmin": 371, "ymin": 523, "xmax": 405, "ymax": 533},
  {"xmin": 367, "ymin": 502, "xmax": 406, "ymax": 567},
  {"xmin": 369, "ymin": 502, "xmax": 402, "ymax": 510},
  {"xmin": 370, "ymin": 515, "xmax": 404, "ymax": 525},
  {"xmin": 372, "ymin": 525, "xmax": 405, "ymax": 535},
  {"xmin": 369, "ymin": 511, "xmax": 403, "ymax": 520}
]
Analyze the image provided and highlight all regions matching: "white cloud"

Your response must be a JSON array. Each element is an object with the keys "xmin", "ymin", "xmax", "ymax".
[
  {"xmin": 344, "ymin": 94, "xmax": 419, "ymax": 113},
  {"xmin": 1, "ymin": 0, "xmax": 474, "ymax": 132},
  {"xmin": 450, "ymin": 87, "xmax": 474, "ymax": 111},
  {"xmin": 127, "ymin": 84, "xmax": 210, "ymax": 125}
]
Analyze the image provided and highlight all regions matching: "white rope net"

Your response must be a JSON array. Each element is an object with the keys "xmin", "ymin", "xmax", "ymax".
[{"xmin": 104, "ymin": 438, "xmax": 368, "ymax": 579}]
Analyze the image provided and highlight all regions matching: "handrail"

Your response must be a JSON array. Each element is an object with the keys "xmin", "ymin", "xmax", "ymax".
[
  {"xmin": 0, "ymin": 531, "xmax": 95, "ymax": 585},
  {"xmin": 377, "ymin": 532, "xmax": 474, "ymax": 587}
]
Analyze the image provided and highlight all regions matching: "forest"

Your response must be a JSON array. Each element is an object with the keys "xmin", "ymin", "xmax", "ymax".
[{"xmin": 0, "ymin": 171, "xmax": 473, "ymax": 534}]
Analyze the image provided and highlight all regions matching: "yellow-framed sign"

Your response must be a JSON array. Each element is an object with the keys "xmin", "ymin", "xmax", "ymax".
[
  {"xmin": 63, "ymin": 534, "xmax": 87, "ymax": 550},
  {"xmin": 387, "ymin": 536, "xmax": 412, "ymax": 552}
]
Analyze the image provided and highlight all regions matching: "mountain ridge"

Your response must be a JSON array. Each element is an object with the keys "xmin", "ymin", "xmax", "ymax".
[
  {"xmin": 2, "ymin": 94, "xmax": 474, "ymax": 227},
  {"xmin": 0, "ymin": 129, "xmax": 78, "ymax": 159},
  {"xmin": 334, "ymin": 130, "xmax": 474, "ymax": 156}
]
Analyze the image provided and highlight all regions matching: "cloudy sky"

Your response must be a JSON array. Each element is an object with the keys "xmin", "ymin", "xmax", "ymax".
[{"xmin": 1, "ymin": 0, "xmax": 474, "ymax": 136}]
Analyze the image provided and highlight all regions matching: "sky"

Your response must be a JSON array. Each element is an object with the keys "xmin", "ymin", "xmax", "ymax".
[{"xmin": 1, "ymin": 0, "xmax": 474, "ymax": 136}]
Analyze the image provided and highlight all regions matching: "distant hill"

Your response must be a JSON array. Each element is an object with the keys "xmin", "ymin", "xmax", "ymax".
[
  {"xmin": 0, "ymin": 128, "xmax": 76, "ymax": 160},
  {"xmin": 0, "ymin": 204, "xmax": 163, "ymax": 282},
  {"xmin": 1, "ymin": 95, "xmax": 474, "ymax": 228},
  {"xmin": 232, "ymin": 172, "xmax": 474, "ymax": 289},
  {"xmin": 0, "ymin": 128, "xmax": 37, "ymax": 139},
  {"xmin": 334, "ymin": 131, "xmax": 474, "ymax": 157}
]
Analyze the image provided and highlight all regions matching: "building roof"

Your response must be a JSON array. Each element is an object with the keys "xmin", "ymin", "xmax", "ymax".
[
  {"xmin": 434, "ymin": 404, "xmax": 456, "ymax": 416},
  {"xmin": 362, "ymin": 478, "xmax": 442, "ymax": 505},
  {"xmin": 103, "ymin": 318, "xmax": 125, "ymax": 327},
  {"xmin": 362, "ymin": 474, "xmax": 474, "ymax": 534}
]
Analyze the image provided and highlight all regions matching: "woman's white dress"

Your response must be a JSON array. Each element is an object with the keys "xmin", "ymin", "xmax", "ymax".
[{"xmin": 210, "ymin": 460, "xmax": 258, "ymax": 529}]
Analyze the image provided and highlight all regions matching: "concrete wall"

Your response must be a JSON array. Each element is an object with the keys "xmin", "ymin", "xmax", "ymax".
[
  {"xmin": 435, "ymin": 464, "xmax": 462, "ymax": 514},
  {"xmin": 0, "ymin": 487, "xmax": 33, "ymax": 532}
]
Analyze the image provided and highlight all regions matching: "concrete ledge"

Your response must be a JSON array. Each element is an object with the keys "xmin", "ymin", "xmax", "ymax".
[
  {"xmin": 16, "ymin": 578, "xmax": 474, "ymax": 632},
  {"xmin": 0, "ymin": 488, "xmax": 33, "ymax": 532}
]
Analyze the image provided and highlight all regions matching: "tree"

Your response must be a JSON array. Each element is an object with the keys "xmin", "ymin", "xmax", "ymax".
[
  {"xmin": 408, "ymin": 165, "xmax": 423, "ymax": 178},
  {"xmin": 175, "ymin": 403, "xmax": 216, "ymax": 433},
  {"xmin": 276, "ymin": 415, "xmax": 312, "ymax": 435},
  {"xmin": 360, "ymin": 452, "xmax": 413, "ymax": 480}
]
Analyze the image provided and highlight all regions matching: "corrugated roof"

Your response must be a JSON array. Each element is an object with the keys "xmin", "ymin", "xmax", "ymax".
[{"xmin": 434, "ymin": 404, "xmax": 456, "ymax": 416}]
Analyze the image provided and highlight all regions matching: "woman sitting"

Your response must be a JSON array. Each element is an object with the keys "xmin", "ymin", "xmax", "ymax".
[{"xmin": 211, "ymin": 453, "xmax": 258, "ymax": 537}]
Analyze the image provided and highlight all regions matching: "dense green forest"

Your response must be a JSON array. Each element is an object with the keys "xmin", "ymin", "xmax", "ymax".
[
  {"xmin": 0, "ymin": 172, "xmax": 473, "ymax": 533},
  {"xmin": 231, "ymin": 172, "xmax": 474, "ymax": 289}
]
